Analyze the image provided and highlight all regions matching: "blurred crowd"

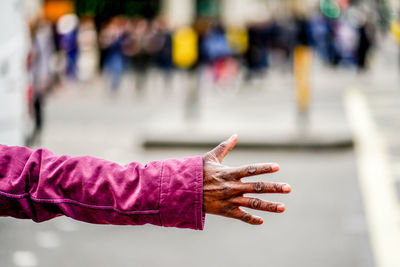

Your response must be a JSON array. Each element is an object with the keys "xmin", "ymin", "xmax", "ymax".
[
  {"xmin": 96, "ymin": 10, "xmax": 377, "ymax": 88},
  {"xmin": 25, "ymin": 4, "xmax": 400, "ymax": 141},
  {"xmin": 29, "ymin": 9, "xmax": 381, "ymax": 90}
]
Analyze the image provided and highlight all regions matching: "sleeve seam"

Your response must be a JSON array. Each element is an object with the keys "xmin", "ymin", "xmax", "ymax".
[
  {"xmin": 0, "ymin": 190, "xmax": 160, "ymax": 215},
  {"xmin": 158, "ymin": 160, "xmax": 165, "ymax": 226},
  {"xmin": 195, "ymin": 161, "xmax": 200, "ymax": 229},
  {"xmin": 197, "ymin": 159, "xmax": 204, "ymax": 230}
]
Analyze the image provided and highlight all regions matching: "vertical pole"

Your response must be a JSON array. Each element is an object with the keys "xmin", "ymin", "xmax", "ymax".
[
  {"xmin": 391, "ymin": 17, "xmax": 400, "ymax": 72},
  {"xmin": 293, "ymin": 45, "xmax": 312, "ymax": 121}
]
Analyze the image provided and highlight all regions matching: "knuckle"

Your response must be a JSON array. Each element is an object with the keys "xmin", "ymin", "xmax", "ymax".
[
  {"xmin": 222, "ymin": 205, "xmax": 237, "ymax": 216},
  {"xmin": 221, "ymin": 185, "xmax": 233, "ymax": 195},
  {"xmin": 253, "ymin": 182, "xmax": 265, "ymax": 193},
  {"xmin": 249, "ymin": 198, "xmax": 262, "ymax": 209},
  {"xmin": 219, "ymin": 170, "xmax": 232, "ymax": 180},
  {"xmin": 218, "ymin": 142, "xmax": 228, "ymax": 151},
  {"xmin": 247, "ymin": 165, "xmax": 257, "ymax": 175}
]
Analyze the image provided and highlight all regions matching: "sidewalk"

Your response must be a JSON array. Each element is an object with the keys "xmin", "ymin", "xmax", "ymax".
[{"xmin": 141, "ymin": 61, "xmax": 354, "ymax": 149}]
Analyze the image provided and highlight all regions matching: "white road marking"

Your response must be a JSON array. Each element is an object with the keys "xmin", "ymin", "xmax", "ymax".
[
  {"xmin": 35, "ymin": 231, "xmax": 61, "ymax": 248},
  {"xmin": 12, "ymin": 251, "xmax": 38, "ymax": 267},
  {"xmin": 391, "ymin": 163, "xmax": 400, "ymax": 180},
  {"xmin": 345, "ymin": 88, "xmax": 400, "ymax": 267}
]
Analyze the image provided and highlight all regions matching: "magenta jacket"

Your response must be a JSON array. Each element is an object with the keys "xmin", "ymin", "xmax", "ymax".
[{"xmin": 0, "ymin": 145, "xmax": 205, "ymax": 230}]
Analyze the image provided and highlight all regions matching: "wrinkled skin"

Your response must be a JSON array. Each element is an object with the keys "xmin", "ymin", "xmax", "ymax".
[{"xmin": 203, "ymin": 135, "xmax": 291, "ymax": 225}]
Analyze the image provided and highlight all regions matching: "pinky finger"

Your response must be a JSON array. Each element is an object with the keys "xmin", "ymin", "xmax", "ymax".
[{"xmin": 229, "ymin": 207, "xmax": 263, "ymax": 225}]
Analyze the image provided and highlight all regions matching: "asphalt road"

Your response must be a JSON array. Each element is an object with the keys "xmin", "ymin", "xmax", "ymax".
[
  {"xmin": 0, "ymin": 148, "xmax": 373, "ymax": 267},
  {"xmin": 0, "ymin": 64, "xmax": 377, "ymax": 267}
]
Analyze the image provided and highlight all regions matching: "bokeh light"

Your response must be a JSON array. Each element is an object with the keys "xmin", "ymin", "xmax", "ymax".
[{"xmin": 320, "ymin": 0, "xmax": 341, "ymax": 19}]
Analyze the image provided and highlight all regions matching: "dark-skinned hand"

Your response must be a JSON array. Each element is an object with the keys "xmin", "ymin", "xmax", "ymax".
[{"xmin": 203, "ymin": 134, "xmax": 291, "ymax": 225}]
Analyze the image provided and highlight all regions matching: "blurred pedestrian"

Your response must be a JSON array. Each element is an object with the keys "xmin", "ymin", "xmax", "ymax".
[
  {"xmin": 310, "ymin": 13, "xmax": 331, "ymax": 63},
  {"xmin": 31, "ymin": 17, "xmax": 56, "ymax": 141},
  {"xmin": 172, "ymin": 25, "xmax": 198, "ymax": 69},
  {"xmin": 99, "ymin": 17, "xmax": 128, "ymax": 91},
  {"xmin": 146, "ymin": 17, "xmax": 174, "ymax": 95},
  {"xmin": 77, "ymin": 17, "xmax": 99, "ymax": 81},
  {"xmin": 154, "ymin": 18, "xmax": 174, "ymax": 78},
  {"xmin": 0, "ymin": 135, "xmax": 291, "ymax": 229},
  {"xmin": 245, "ymin": 22, "xmax": 270, "ymax": 80},
  {"xmin": 125, "ymin": 18, "xmax": 152, "ymax": 94},
  {"xmin": 57, "ymin": 14, "xmax": 79, "ymax": 80},
  {"xmin": 334, "ymin": 17, "xmax": 358, "ymax": 66},
  {"xmin": 201, "ymin": 24, "xmax": 233, "ymax": 83},
  {"xmin": 355, "ymin": 13, "xmax": 374, "ymax": 71}
]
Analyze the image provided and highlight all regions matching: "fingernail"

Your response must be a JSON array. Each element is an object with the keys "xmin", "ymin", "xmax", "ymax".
[
  {"xmin": 230, "ymin": 134, "xmax": 238, "ymax": 140},
  {"xmin": 282, "ymin": 184, "xmax": 291, "ymax": 193},
  {"xmin": 277, "ymin": 204, "xmax": 285, "ymax": 212},
  {"xmin": 258, "ymin": 218, "xmax": 264, "ymax": 224},
  {"xmin": 271, "ymin": 163, "xmax": 280, "ymax": 171}
]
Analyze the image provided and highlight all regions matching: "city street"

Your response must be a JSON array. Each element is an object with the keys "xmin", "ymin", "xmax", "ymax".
[
  {"xmin": 0, "ymin": 149, "xmax": 372, "ymax": 267},
  {"xmin": 3, "ymin": 51, "xmax": 398, "ymax": 266},
  {"xmin": 2, "ymin": 0, "xmax": 400, "ymax": 266}
]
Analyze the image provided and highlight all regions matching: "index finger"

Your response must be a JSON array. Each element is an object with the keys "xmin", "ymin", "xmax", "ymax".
[{"xmin": 227, "ymin": 163, "xmax": 280, "ymax": 180}]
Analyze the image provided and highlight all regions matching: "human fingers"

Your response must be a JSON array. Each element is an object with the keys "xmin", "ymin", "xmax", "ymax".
[
  {"xmin": 226, "ymin": 163, "xmax": 280, "ymax": 180},
  {"xmin": 238, "ymin": 182, "xmax": 291, "ymax": 194},
  {"xmin": 231, "ymin": 196, "xmax": 285, "ymax": 213},
  {"xmin": 225, "ymin": 207, "xmax": 263, "ymax": 225},
  {"xmin": 206, "ymin": 134, "xmax": 238, "ymax": 163}
]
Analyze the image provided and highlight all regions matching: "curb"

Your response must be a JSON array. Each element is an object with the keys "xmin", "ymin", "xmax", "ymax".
[{"xmin": 142, "ymin": 132, "xmax": 354, "ymax": 150}]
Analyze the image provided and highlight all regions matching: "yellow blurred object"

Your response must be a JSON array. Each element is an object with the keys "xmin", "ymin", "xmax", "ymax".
[
  {"xmin": 391, "ymin": 20, "xmax": 400, "ymax": 44},
  {"xmin": 286, "ymin": 0, "xmax": 308, "ymax": 16},
  {"xmin": 44, "ymin": 0, "xmax": 74, "ymax": 23},
  {"xmin": 226, "ymin": 27, "xmax": 248, "ymax": 55},
  {"xmin": 293, "ymin": 45, "xmax": 312, "ymax": 114},
  {"xmin": 172, "ymin": 27, "xmax": 198, "ymax": 69}
]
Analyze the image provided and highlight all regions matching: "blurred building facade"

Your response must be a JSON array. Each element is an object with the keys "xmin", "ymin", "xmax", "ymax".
[
  {"xmin": 163, "ymin": 0, "xmax": 318, "ymax": 28},
  {"xmin": 36, "ymin": 0, "xmax": 399, "ymax": 29}
]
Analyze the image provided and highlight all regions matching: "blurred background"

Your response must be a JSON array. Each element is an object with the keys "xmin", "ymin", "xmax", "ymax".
[{"xmin": 1, "ymin": 0, "xmax": 400, "ymax": 266}]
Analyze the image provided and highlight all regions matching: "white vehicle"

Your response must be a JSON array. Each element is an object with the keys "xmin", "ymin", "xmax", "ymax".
[{"xmin": 0, "ymin": 0, "xmax": 35, "ymax": 146}]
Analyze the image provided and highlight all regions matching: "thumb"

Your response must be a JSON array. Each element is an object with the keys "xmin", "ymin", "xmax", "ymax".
[{"xmin": 208, "ymin": 134, "xmax": 238, "ymax": 163}]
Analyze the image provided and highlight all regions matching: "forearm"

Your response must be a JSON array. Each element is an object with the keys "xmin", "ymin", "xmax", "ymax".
[{"xmin": 0, "ymin": 145, "xmax": 205, "ymax": 230}]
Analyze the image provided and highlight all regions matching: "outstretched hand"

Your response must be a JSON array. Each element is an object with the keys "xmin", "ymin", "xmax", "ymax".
[{"xmin": 203, "ymin": 134, "xmax": 291, "ymax": 225}]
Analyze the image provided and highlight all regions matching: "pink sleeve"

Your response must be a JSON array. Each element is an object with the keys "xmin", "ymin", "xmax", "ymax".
[{"xmin": 0, "ymin": 145, "xmax": 205, "ymax": 230}]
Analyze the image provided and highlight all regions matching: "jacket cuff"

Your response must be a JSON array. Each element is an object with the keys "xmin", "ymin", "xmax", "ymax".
[{"xmin": 159, "ymin": 156, "xmax": 205, "ymax": 230}]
